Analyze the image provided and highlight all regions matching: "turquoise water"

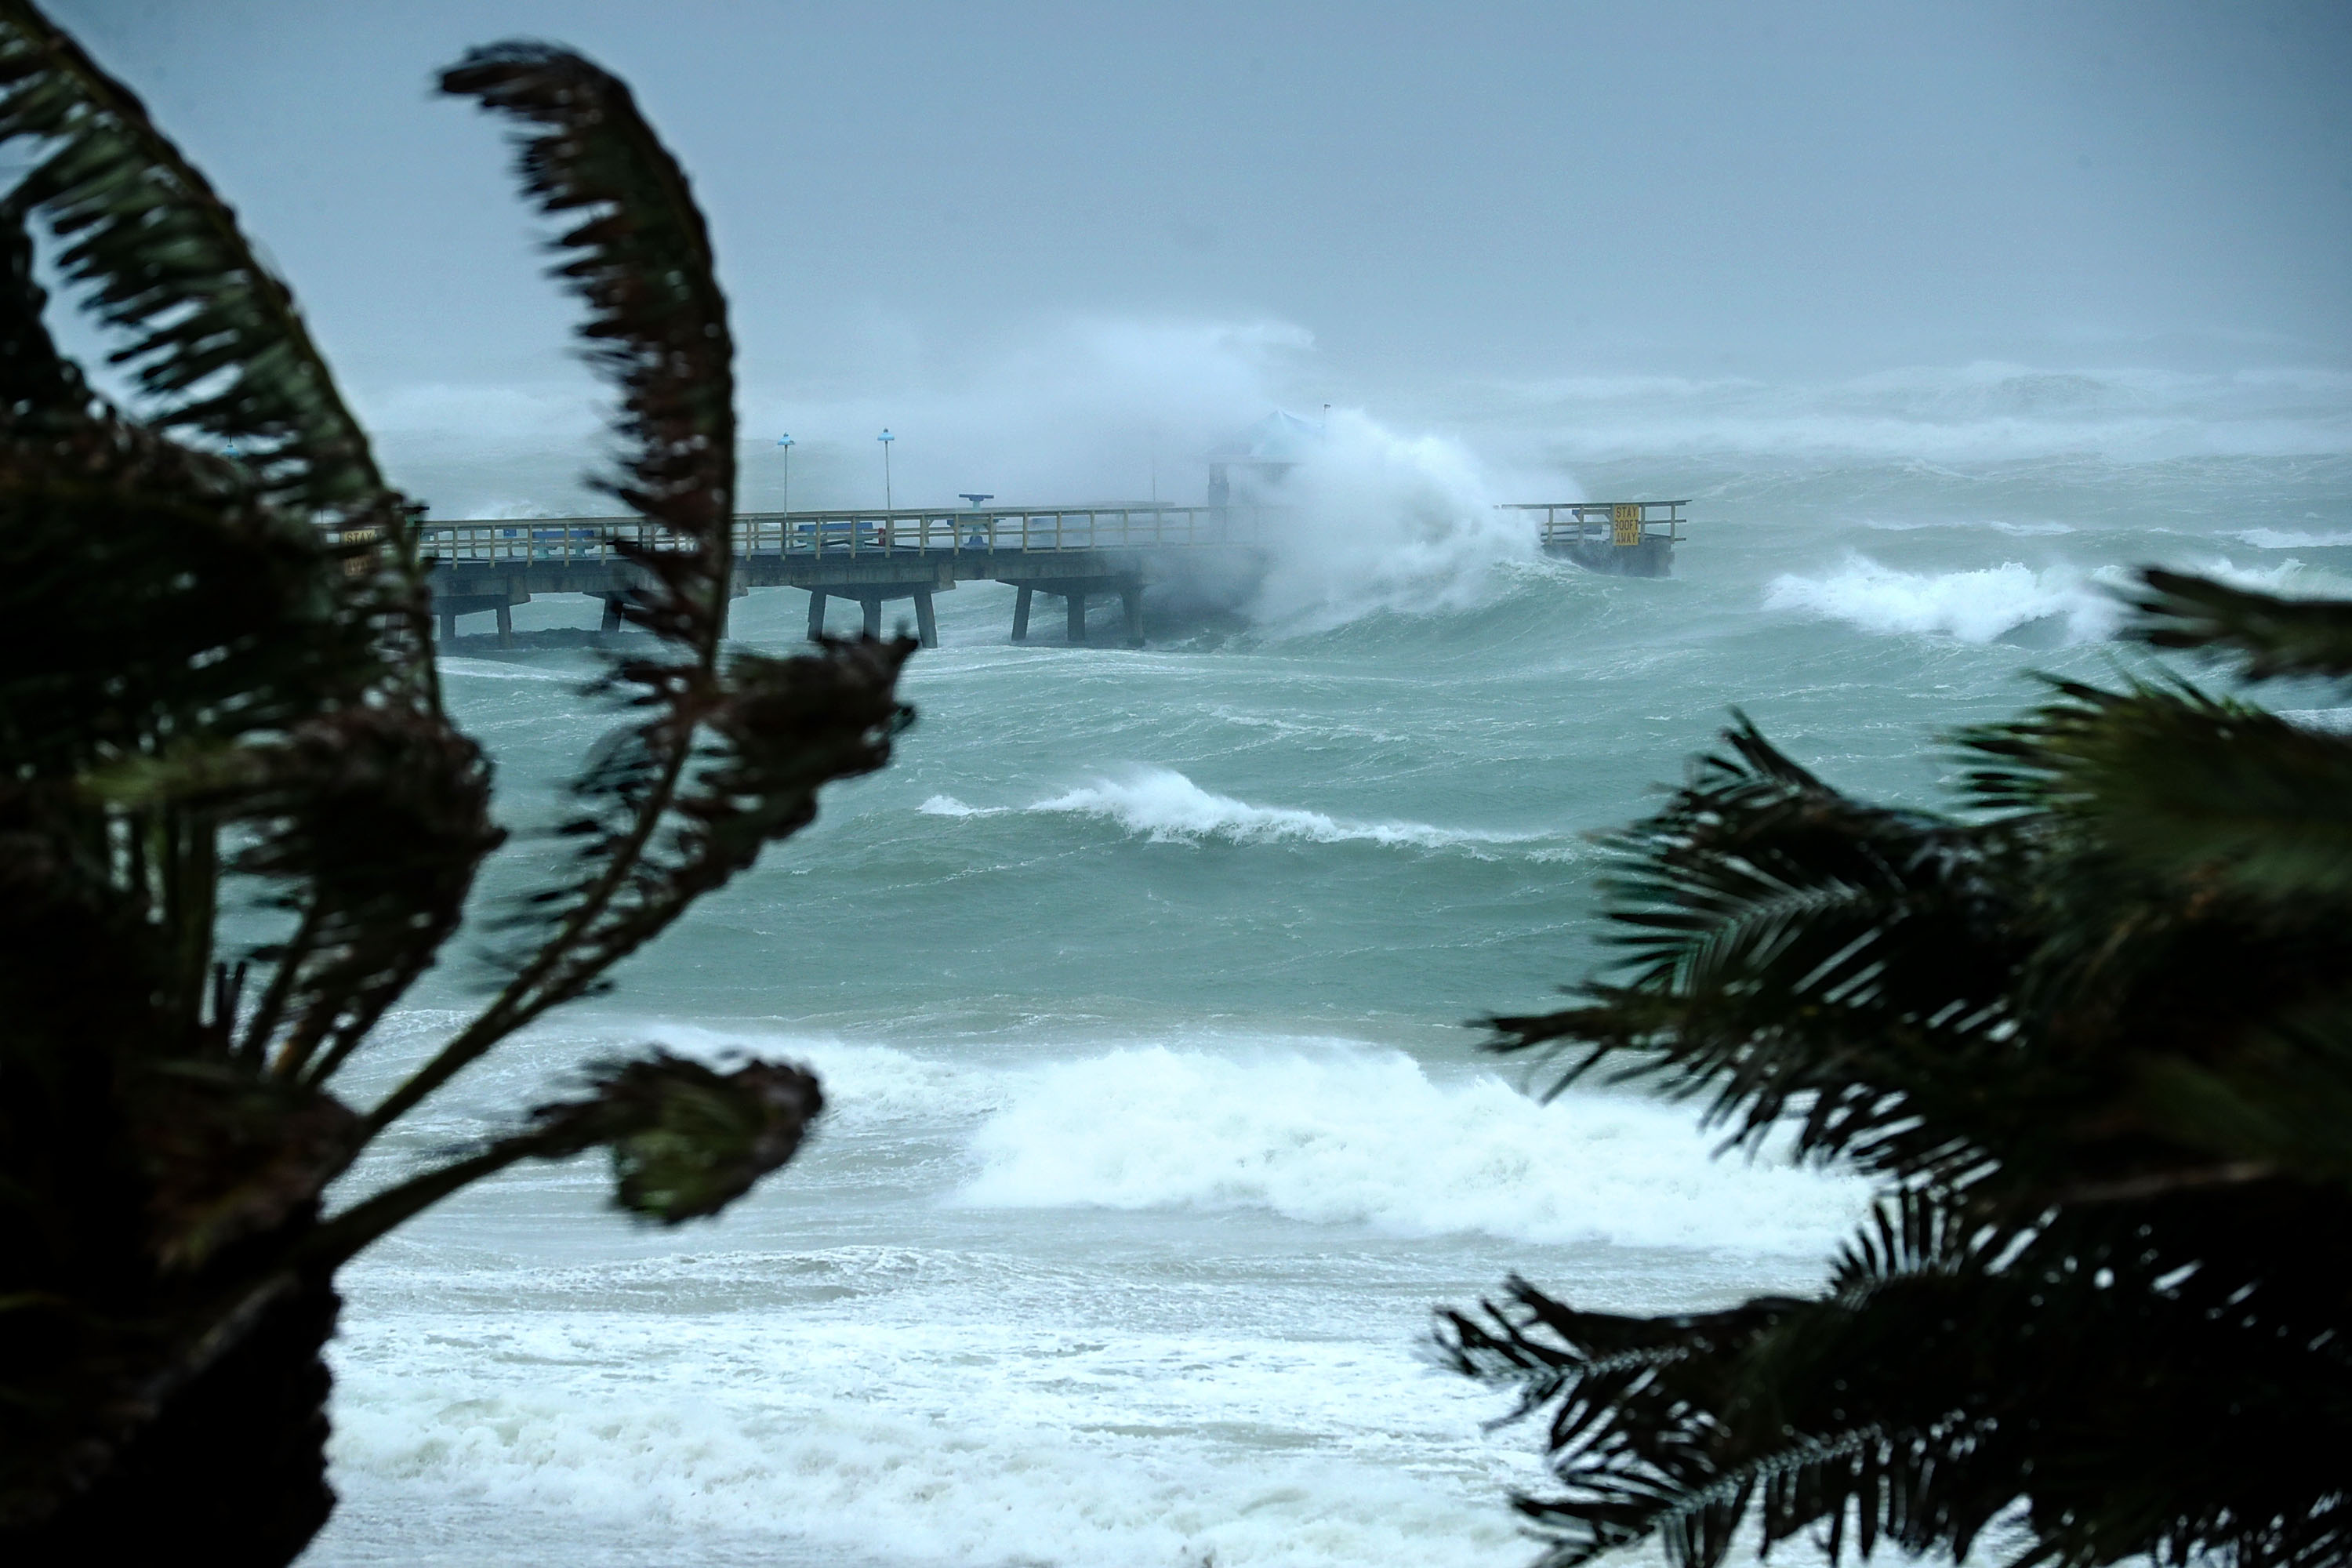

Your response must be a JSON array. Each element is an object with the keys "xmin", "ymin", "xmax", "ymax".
[{"xmin": 302, "ymin": 382, "xmax": 2352, "ymax": 1566}]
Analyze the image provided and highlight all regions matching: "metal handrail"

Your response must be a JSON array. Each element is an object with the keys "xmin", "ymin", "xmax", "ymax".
[
  {"xmin": 408, "ymin": 504, "xmax": 1280, "ymax": 564},
  {"xmin": 398, "ymin": 499, "xmax": 1690, "ymax": 564},
  {"xmin": 1498, "ymin": 499, "xmax": 1689, "ymax": 547}
]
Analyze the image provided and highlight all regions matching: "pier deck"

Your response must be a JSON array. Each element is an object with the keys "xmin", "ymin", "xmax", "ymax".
[{"xmin": 411, "ymin": 499, "xmax": 1685, "ymax": 648}]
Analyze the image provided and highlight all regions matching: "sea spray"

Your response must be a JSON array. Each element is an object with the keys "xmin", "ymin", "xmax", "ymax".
[{"xmin": 1246, "ymin": 409, "xmax": 1541, "ymax": 632}]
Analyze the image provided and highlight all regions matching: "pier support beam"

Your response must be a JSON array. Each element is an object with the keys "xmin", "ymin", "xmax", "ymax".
[
  {"xmin": 1066, "ymin": 591, "xmax": 1087, "ymax": 644},
  {"xmin": 495, "ymin": 603, "xmax": 513, "ymax": 648},
  {"xmin": 862, "ymin": 597, "xmax": 882, "ymax": 638},
  {"xmin": 600, "ymin": 595, "xmax": 623, "ymax": 635},
  {"xmin": 806, "ymin": 590, "xmax": 828, "ymax": 641},
  {"xmin": 1011, "ymin": 585, "xmax": 1032, "ymax": 643},
  {"xmin": 913, "ymin": 588, "xmax": 938, "ymax": 649},
  {"xmin": 439, "ymin": 609, "xmax": 456, "ymax": 644},
  {"xmin": 1121, "ymin": 584, "xmax": 1144, "ymax": 648}
]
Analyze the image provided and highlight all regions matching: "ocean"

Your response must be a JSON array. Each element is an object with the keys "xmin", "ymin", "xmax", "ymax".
[{"xmin": 300, "ymin": 364, "xmax": 2352, "ymax": 1566}]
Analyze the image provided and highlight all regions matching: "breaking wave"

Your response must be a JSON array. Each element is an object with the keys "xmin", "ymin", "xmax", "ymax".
[
  {"xmin": 1763, "ymin": 556, "xmax": 2125, "ymax": 644},
  {"xmin": 930, "ymin": 769, "xmax": 1545, "ymax": 851},
  {"xmin": 956, "ymin": 1044, "xmax": 1869, "ymax": 1254}
]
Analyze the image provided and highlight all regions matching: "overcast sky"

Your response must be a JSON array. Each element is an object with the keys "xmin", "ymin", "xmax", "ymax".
[{"xmin": 34, "ymin": 2, "xmax": 2352, "ymax": 508}]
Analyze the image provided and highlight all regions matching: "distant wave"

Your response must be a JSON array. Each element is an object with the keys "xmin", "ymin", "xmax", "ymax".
[
  {"xmin": 2237, "ymin": 527, "xmax": 2352, "ymax": 550},
  {"xmin": 1764, "ymin": 556, "xmax": 2125, "ymax": 644},
  {"xmin": 927, "ymin": 768, "xmax": 1544, "ymax": 852},
  {"xmin": 1494, "ymin": 361, "xmax": 2352, "ymax": 463},
  {"xmin": 956, "ymin": 1044, "xmax": 1868, "ymax": 1254},
  {"xmin": 1861, "ymin": 519, "xmax": 2077, "ymax": 536},
  {"xmin": 435, "ymin": 658, "xmax": 579, "ymax": 683}
]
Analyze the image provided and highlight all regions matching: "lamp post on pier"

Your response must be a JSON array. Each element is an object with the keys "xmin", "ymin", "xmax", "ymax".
[
  {"xmin": 877, "ymin": 428, "xmax": 895, "ymax": 511},
  {"xmin": 775, "ymin": 434, "xmax": 793, "ymax": 514}
]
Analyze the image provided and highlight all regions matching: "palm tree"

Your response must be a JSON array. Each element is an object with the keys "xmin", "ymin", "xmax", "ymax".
[
  {"xmin": 1443, "ymin": 570, "xmax": 2352, "ymax": 1568},
  {"xmin": 0, "ymin": 8, "xmax": 912, "ymax": 1562}
]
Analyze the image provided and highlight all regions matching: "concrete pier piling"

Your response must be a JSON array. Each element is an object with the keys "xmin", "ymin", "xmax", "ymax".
[
  {"xmin": 1066, "ymin": 591, "xmax": 1087, "ymax": 644},
  {"xmin": 1011, "ymin": 585, "xmax": 1033, "ymax": 642}
]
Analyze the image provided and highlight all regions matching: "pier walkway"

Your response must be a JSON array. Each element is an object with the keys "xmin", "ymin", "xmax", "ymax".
[{"xmin": 415, "ymin": 499, "xmax": 1686, "ymax": 648}]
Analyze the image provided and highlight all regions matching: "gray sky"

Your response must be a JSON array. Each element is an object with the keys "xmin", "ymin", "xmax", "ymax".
[{"xmin": 37, "ymin": 1, "xmax": 2352, "ymax": 509}]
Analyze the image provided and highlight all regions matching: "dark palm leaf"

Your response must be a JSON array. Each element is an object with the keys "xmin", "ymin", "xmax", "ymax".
[
  {"xmin": 354, "ymin": 46, "xmax": 915, "ymax": 1152},
  {"xmin": 1964, "ymin": 677, "xmax": 2352, "ymax": 899},
  {"xmin": 2, "ymin": 16, "xmax": 908, "ymax": 1556},
  {"xmin": 1457, "ymin": 581, "xmax": 2352, "ymax": 1568},
  {"xmin": 0, "ymin": 0, "xmax": 401, "ymax": 535},
  {"xmin": 438, "ymin": 40, "xmax": 735, "ymax": 623},
  {"xmin": 2128, "ymin": 567, "xmax": 2352, "ymax": 682}
]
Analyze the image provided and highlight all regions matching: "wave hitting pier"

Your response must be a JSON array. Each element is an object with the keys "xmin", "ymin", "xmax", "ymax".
[{"xmin": 413, "ymin": 499, "xmax": 1686, "ymax": 649}]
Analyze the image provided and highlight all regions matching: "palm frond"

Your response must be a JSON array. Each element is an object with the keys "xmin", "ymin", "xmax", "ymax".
[
  {"xmin": 309, "ymin": 1051, "xmax": 822, "ymax": 1265},
  {"xmin": 1489, "ymin": 718, "xmax": 2030, "ymax": 1185},
  {"xmin": 2129, "ymin": 566, "xmax": 2352, "ymax": 682},
  {"xmin": 354, "ymin": 45, "xmax": 915, "ymax": 1149},
  {"xmin": 438, "ymin": 40, "xmax": 735, "ymax": 618},
  {"xmin": 0, "ymin": 194, "xmax": 80, "ymax": 415},
  {"xmin": 1457, "ymin": 575, "xmax": 2352, "ymax": 1568},
  {"xmin": 1450, "ymin": 1198, "xmax": 2352, "ymax": 1568},
  {"xmin": 1964, "ymin": 678, "xmax": 2352, "ymax": 901},
  {"xmin": 0, "ymin": 0, "xmax": 407, "ymax": 543}
]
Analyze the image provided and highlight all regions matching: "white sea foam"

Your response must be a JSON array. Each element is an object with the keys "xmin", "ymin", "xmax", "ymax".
[
  {"xmin": 1764, "ymin": 555, "xmax": 2126, "ymax": 644},
  {"xmin": 325, "ymin": 1301, "xmax": 1535, "ymax": 1568},
  {"xmin": 956, "ymin": 1044, "xmax": 1870, "ymax": 1254},
  {"xmin": 1025, "ymin": 768, "xmax": 1531, "ymax": 851}
]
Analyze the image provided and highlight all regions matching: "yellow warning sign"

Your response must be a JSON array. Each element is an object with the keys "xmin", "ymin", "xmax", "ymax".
[
  {"xmin": 1611, "ymin": 503, "xmax": 1644, "ymax": 547},
  {"xmin": 339, "ymin": 525, "xmax": 379, "ymax": 579}
]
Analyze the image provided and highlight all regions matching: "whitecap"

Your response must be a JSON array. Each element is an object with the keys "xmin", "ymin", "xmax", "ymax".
[{"xmin": 2235, "ymin": 528, "xmax": 2352, "ymax": 550}]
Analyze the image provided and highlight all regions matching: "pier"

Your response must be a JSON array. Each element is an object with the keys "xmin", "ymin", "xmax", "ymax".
[
  {"xmin": 1502, "ymin": 500, "xmax": 1686, "ymax": 579},
  {"xmin": 412, "ymin": 499, "xmax": 1686, "ymax": 648}
]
